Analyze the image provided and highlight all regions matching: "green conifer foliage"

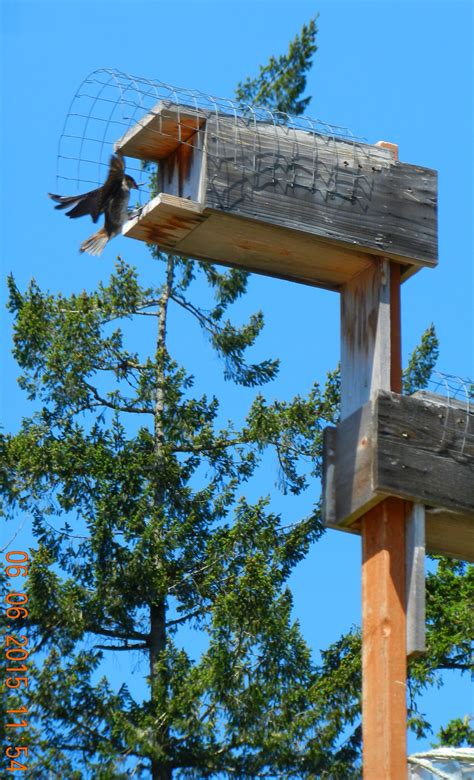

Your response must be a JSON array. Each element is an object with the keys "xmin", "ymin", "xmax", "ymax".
[{"xmin": 2, "ymin": 19, "xmax": 472, "ymax": 778}]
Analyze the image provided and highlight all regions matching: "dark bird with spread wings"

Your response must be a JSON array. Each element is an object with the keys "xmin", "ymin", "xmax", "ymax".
[{"xmin": 49, "ymin": 153, "xmax": 139, "ymax": 256}]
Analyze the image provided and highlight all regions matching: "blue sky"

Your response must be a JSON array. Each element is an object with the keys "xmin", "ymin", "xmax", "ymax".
[{"xmin": 1, "ymin": 0, "xmax": 473, "ymax": 761}]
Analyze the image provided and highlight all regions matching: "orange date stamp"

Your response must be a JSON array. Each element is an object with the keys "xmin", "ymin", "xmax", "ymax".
[{"xmin": 4, "ymin": 551, "xmax": 30, "ymax": 772}]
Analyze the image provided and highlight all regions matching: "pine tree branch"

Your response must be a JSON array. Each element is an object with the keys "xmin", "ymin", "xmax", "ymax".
[
  {"xmin": 88, "ymin": 626, "xmax": 149, "ymax": 641},
  {"xmin": 437, "ymin": 660, "xmax": 470, "ymax": 671},
  {"xmin": 165, "ymin": 607, "xmax": 206, "ymax": 628},
  {"xmin": 94, "ymin": 642, "xmax": 148, "ymax": 651},
  {"xmin": 83, "ymin": 380, "xmax": 153, "ymax": 415},
  {"xmin": 170, "ymin": 292, "xmax": 218, "ymax": 336}
]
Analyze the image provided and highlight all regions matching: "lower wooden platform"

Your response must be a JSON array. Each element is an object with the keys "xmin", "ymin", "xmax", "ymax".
[
  {"xmin": 123, "ymin": 193, "xmax": 420, "ymax": 290},
  {"xmin": 322, "ymin": 390, "xmax": 474, "ymax": 561}
]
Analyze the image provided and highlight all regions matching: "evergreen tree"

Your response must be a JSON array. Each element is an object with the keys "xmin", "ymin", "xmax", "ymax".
[{"xmin": 1, "ymin": 19, "xmax": 472, "ymax": 779}]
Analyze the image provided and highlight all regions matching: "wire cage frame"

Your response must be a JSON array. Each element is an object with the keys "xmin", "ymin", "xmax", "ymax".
[
  {"xmin": 56, "ymin": 67, "xmax": 370, "ymax": 207},
  {"xmin": 418, "ymin": 371, "xmax": 474, "ymax": 463},
  {"xmin": 427, "ymin": 370, "xmax": 474, "ymax": 405}
]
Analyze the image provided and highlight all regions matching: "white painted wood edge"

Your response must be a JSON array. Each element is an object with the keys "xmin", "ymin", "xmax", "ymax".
[{"xmin": 406, "ymin": 503, "xmax": 426, "ymax": 656}]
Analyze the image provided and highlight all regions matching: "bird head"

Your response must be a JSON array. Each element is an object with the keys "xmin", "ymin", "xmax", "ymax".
[{"xmin": 125, "ymin": 174, "xmax": 139, "ymax": 189}]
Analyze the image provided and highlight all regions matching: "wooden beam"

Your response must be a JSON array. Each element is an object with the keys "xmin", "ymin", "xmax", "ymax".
[
  {"xmin": 362, "ymin": 497, "xmax": 408, "ymax": 779},
  {"xmin": 123, "ymin": 193, "xmax": 205, "ymax": 249},
  {"xmin": 406, "ymin": 504, "xmax": 426, "ymax": 657},
  {"xmin": 124, "ymin": 195, "xmax": 376, "ymax": 290},
  {"xmin": 203, "ymin": 115, "xmax": 438, "ymax": 270},
  {"xmin": 322, "ymin": 388, "xmax": 474, "ymax": 561},
  {"xmin": 374, "ymin": 391, "xmax": 474, "ymax": 515},
  {"xmin": 340, "ymin": 258, "xmax": 392, "ymax": 419},
  {"xmin": 424, "ymin": 508, "xmax": 474, "ymax": 561}
]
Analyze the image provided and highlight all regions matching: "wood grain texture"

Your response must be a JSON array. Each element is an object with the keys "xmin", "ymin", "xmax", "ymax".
[
  {"xmin": 323, "ymin": 404, "xmax": 379, "ymax": 526},
  {"xmin": 390, "ymin": 263, "xmax": 402, "ymax": 394},
  {"xmin": 123, "ymin": 193, "xmax": 205, "ymax": 248},
  {"xmin": 115, "ymin": 102, "xmax": 206, "ymax": 161},
  {"xmin": 322, "ymin": 427, "xmax": 337, "ymax": 526},
  {"xmin": 362, "ymin": 497, "xmax": 407, "ymax": 780},
  {"xmin": 340, "ymin": 260, "xmax": 392, "ymax": 420},
  {"xmin": 117, "ymin": 104, "xmax": 437, "ymax": 283},
  {"xmin": 406, "ymin": 504, "xmax": 426, "ymax": 657},
  {"xmin": 321, "ymin": 390, "xmax": 474, "ymax": 561},
  {"xmin": 123, "ymin": 195, "xmax": 376, "ymax": 289},
  {"xmin": 374, "ymin": 391, "xmax": 474, "ymax": 514},
  {"xmin": 158, "ymin": 128, "xmax": 204, "ymax": 201},
  {"xmin": 204, "ymin": 115, "xmax": 437, "ymax": 268},
  {"xmin": 425, "ymin": 508, "xmax": 474, "ymax": 560}
]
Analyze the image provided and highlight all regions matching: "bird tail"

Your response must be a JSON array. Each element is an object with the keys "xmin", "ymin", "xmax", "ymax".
[{"xmin": 80, "ymin": 227, "xmax": 109, "ymax": 256}]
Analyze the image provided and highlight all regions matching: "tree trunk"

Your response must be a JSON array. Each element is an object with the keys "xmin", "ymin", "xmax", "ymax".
[
  {"xmin": 150, "ymin": 256, "xmax": 175, "ymax": 780},
  {"xmin": 150, "ymin": 601, "xmax": 172, "ymax": 780}
]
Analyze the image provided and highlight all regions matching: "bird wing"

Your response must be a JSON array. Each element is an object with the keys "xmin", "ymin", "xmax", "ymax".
[
  {"xmin": 97, "ymin": 154, "xmax": 125, "ymax": 212},
  {"xmin": 48, "ymin": 154, "xmax": 125, "ymax": 224},
  {"xmin": 48, "ymin": 187, "xmax": 103, "ymax": 223}
]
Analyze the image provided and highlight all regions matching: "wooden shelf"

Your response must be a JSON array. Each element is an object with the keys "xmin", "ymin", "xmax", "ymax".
[{"xmin": 123, "ymin": 193, "xmax": 382, "ymax": 289}]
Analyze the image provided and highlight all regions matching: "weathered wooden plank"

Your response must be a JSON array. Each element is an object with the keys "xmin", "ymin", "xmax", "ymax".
[
  {"xmin": 158, "ymin": 127, "xmax": 205, "ymax": 201},
  {"xmin": 175, "ymin": 210, "xmax": 375, "ymax": 289},
  {"xmin": 322, "ymin": 427, "xmax": 337, "ymax": 527},
  {"xmin": 390, "ymin": 264, "xmax": 402, "ymax": 395},
  {"xmin": 204, "ymin": 115, "xmax": 438, "ymax": 268},
  {"xmin": 321, "ymin": 390, "xmax": 474, "ymax": 561},
  {"xmin": 340, "ymin": 260, "xmax": 392, "ymax": 420},
  {"xmin": 374, "ymin": 391, "xmax": 474, "ymax": 514},
  {"xmin": 362, "ymin": 497, "xmax": 407, "ymax": 780},
  {"xmin": 425, "ymin": 508, "xmax": 474, "ymax": 561},
  {"xmin": 322, "ymin": 403, "xmax": 380, "ymax": 528},
  {"xmin": 375, "ymin": 141, "xmax": 399, "ymax": 160},
  {"xmin": 123, "ymin": 193, "xmax": 205, "ymax": 249},
  {"xmin": 117, "ymin": 104, "xmax": 437, "ymax": 276},
  {"xmin": 115, "ymin": 102, "xmax": 206, "ymax": 161},
  {"xmin": 124, "ymin": 195, "xmax": 376, "ymax": 289},
  {"xmin": 406, "ymin": 504, "xmax": 426, "ymax": 657}
]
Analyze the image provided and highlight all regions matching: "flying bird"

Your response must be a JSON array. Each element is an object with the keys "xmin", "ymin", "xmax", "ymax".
[{"xmin": 49, "ymin": 154, "xmax": 139, "ymax": 256}]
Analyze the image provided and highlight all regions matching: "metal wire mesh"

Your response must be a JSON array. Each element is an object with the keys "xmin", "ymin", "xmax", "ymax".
[
  {"xmin": 416, "ymin": 371, "xmax": 473, "ymax": 463},
  {"xmin": 427, "ymin": 370, "xmax": 474, "ymax": 404},
  {"xmin": 55, "ymin": 67, "xmax": 371, "ymax": 206}
]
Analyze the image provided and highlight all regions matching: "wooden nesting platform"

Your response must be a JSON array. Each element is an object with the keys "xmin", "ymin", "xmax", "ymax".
[
  {"xmin": 323, "ymin": 390, "xmax": 474, "ymax": 561},
  {"xmin": 116, "ymin": 102, "xmax": 438, "ymax": 290}
]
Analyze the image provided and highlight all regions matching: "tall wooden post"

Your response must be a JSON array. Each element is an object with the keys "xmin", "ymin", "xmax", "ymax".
[
  {"xmin": 361, "ymin": 263, "xmax": 408, "ymax": 779},
  {"xmin": 362, "ymin": 496, "xmax": 407, "ymax": 779},
  {"xmin": 341, "ymin": 248, "xmax": 409, "ymax": 778}
]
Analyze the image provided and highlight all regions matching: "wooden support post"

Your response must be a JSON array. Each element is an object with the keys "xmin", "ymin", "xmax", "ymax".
[
  {"xmin": 360, "ymin": 259, "xmax": 408, "ymax": 779},
  {"xmin": 362, "ymin": 497, "xmax": 408, "ymax": 779},
  {"xmin": 340, "ymin": 258, "xmax": 392, "ymax": 419},
  {"xmin": 341, "ymin": 238, "xmax": 410, "ymax": 778}
]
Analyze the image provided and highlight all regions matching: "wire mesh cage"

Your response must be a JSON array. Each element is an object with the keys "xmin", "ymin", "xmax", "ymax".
[
  {"xmin": 416, "ymin": 371, "xmax": 474, "ymax": 464},
  {"xmin": 427, "ymin": 370, "xmax": 474, "ymax": 405},
  {"xmin": 56, "ymin": 67, "xmax": 368, "ymax": 206},
  {"xmin": 54, "ymin": 68, "xmax": 437, "ymax": 288}
]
